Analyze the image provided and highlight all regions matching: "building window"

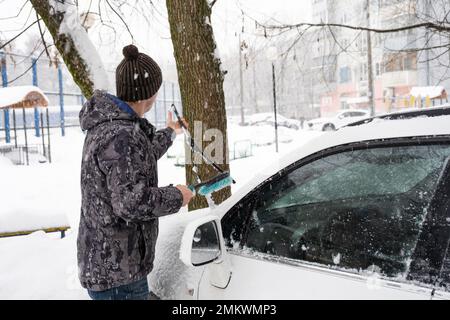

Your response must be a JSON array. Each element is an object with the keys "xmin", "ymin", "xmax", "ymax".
[
  {"xmin": 404, "ymin": 52, "xmax": 417, "ymax": 70},
  {"xmin": 375, "ymin": 62, "xmax": 381, "ymax": 76},
  {"xmin": 360, "ymin": 63, "xmax": 368, "ymax": 81},
  {"xmin": 340, "ymin": 66, "xmax": 352, "ymax": 83},
  {"xmin": 383, "ymin": 52, "xmax": 417, "ymax": 73},
  {"xmin": 322, "ymin": 96, "xmax": 332, "ymax": 106}
]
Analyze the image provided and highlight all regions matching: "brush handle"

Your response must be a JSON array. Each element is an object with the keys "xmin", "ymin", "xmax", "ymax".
[
  {"xmin": 171, "ymin": 104, "xmax": 236, "ymax": 185},
  {"xmin": 188, "ymin": 185, "xmax": 196, "ymax": 196},
  {"xmin": 171, "ymin": 103, "xmax": 188, "ymax": 130}
]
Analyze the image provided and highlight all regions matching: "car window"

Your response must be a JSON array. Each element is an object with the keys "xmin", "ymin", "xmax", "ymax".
[
  {"xmin": 241, "ymin": 144, "xmax": 450, "ymax": 280},
  {"xmin": 350, "ymin": 111, "xmax": 367, "ymax": 117},
  {"xmin": 407, "ymin": 159, "xmax": 450, "ymax": 290}
]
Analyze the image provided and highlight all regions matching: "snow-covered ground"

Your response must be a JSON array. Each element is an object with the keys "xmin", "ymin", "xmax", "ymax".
[{"xmin": 0, "ymin": 124, "xmax": 322, "ymax": 299}]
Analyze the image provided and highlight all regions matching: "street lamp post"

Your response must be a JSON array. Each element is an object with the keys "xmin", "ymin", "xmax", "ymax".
[
  {"xmin": 239, "ymin": 33, "xmax": 245, "ymax": 125},
  {"xmin": 267, "ymin": 47, "xmax": 279, "ymax": 153},
  {"xmin": 271, "ymin": 63, "xmax": 279, "ymax": 153}
]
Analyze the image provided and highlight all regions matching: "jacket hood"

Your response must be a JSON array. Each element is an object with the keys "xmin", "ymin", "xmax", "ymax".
[{"xmin": 79, "ymin": 90, "xmax": 139, "ymax": 131}]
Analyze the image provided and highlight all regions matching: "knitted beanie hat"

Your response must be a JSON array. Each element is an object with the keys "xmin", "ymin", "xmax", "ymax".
[{"xmin": 115, "ymin": 44, "xmax": 162, "ymax": 102}]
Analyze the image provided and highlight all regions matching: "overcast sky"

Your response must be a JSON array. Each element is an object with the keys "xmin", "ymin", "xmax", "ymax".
[{"xmin": 0, "ymin": 0, "xmax": 311, "ymax": 71}]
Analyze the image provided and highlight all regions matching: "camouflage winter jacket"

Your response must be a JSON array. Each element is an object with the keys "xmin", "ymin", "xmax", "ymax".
[{"xmin": 77, "ymin": 90, "xmax": 183, "ymax": 291}]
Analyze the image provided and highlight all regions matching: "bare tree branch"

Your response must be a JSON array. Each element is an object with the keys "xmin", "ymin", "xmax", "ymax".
[
  {"xmin": 35, "ymin": 12, "xmax": 51, "ymax": 62},
  {"xmin": 0, "ymin": 0, "xmax": 29, "ymax": 21},
  {"xmin": 260, "ymin": 21, "xmax": 450, "ymax": 34},
  {"xmin": 210, "ymin": 0, "xmax": 218, "ymax": 8},
  {"xmin": 104, "ymin": 0, "xmax": 134, "ymax": 42},
  {"xmin": 5, "ymin": 44, "xmax": 53, "ymax": 85},
  {"xmin": 0, "ymin": 18, "xmax": 41, "ymax": 51}
]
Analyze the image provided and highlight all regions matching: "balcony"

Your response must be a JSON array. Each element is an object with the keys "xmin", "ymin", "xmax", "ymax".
[{"xmin": 382, "ymin": 70, "xmax": 417, "ymax": 87}]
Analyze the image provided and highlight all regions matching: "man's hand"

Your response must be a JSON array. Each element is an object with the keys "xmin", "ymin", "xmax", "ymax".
[
  {"xmin": 167, "ymin": 111, "xmax": 188, "ymax": 135},
  {"xmin": 176, "ymin": 185, "xmax": 194, "ymax": 207}
]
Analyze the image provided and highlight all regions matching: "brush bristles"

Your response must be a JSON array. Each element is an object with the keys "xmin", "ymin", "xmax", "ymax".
[{"xmin": 198, "ymin": 176, "xmax": 233, "ymax": 196}]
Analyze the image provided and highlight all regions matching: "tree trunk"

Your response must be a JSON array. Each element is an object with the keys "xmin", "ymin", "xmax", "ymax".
[
  {"xmin": 166, "ymin": 0, "xmax": 231, "ymax": 210},
  {"xmin": 30, "ymin": 0, "xmax": 105, "ymax": 98}
]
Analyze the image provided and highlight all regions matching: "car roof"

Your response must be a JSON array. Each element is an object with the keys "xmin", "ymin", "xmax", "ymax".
[
  {"xmin": 346, "ymin": 105, "xmax": 450, "ymax": 127},
  {"xmin": 338, "ymin": 109, "xmax": 369, "ymax": 114},
  {"xmin": 218, "ymin": 113, "xmax": 450, "ymax": 216}
]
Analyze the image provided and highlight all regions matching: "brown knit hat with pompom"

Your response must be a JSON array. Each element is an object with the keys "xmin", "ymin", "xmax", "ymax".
[{"xmin": 115, "ymin": 44, "xmax": 162, "ymax": 102}]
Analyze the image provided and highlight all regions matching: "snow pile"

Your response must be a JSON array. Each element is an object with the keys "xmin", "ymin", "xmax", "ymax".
[
  {"xmin": 0, "ymin": 86, "xmax": 49, "ymax": 109},
  {"xmin": 410, "ymin": 86, "xmax": 446, "ymax": 99},
  {"xmin": 51, "ymin": 0, "xmax": 111, "ymax": 92},
  {"xmin": 228, "ymin": 123, "xmax": 297, "ymax": 146},
  {"xmin": 0, "ymin": 211, "xmax": 69, "ymax": 235},
  {"xmin": 0, "ymin": 209, "xmax": 206, "ymax": 300},
  {"xmin": 0, "ymin": 128, "xmax": 84, "ymax": 234},
  {"xmin": 0, "ymin": 156, "xmax": 13, "ymax": 167},
  {"xmin": 0, "ymin": 231, "xmax": 88, "ymax": 300}
]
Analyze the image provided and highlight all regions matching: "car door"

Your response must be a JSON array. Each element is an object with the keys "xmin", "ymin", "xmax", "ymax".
[
  {"xmin": 198, "ymin": 137, "xmax": 450, "ymax": 299},
  {"xmin": 408, "ymin": 157, "xmax": 450, "ymax": 300}
]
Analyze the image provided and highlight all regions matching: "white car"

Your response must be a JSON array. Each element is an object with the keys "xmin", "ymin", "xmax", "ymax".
[
  {"xmin": 247, "ymin": 113, "xmax": 301, "ymax": 130},
  {"xmin": 307, "ymin": 109, "xmax": 370, "ymax": 131},
  {"xmin": 150, "ymin": 107, "xmax": 450, "ymax": 300}
]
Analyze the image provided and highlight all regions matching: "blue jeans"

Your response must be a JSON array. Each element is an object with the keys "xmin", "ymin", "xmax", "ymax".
[{"xmin": 87, "ymin": 278, "xmax": 149, "ymax": 300}]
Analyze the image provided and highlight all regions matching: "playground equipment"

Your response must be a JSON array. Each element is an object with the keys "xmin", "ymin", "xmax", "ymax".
[{"xmin": 0, "ymin": 85, "xmax": 51, "ymax": 165}]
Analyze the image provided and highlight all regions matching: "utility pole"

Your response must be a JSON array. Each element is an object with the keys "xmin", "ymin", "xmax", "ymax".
[
  {"xmin": 366, "ymin": 0, "xmax": 375, "ymax": 116},
  {"xmin": 239, "ymin": 33, "xmax": 245, "ymax": 124},
  {"xmin": 252, "ymin": 53, "xmax": 259, "ymax": 113},
  {"xmin": 310, "ymin": 75, "xmax": 315, "ymax": 119},
  {"xmin": 272, "ymin": 63, "xmax": 279, "ymax": 153},
  {"xmin": 425, "ymin": 0, "xmax": 431, "ymax": 86}
]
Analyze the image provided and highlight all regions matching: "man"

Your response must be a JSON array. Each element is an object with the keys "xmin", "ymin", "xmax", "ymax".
[{"xmin": 77, "ymin": 44, "xmax": 194, "ymax": 300}]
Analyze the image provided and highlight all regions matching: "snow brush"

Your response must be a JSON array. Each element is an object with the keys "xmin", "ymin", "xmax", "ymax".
[
  {"xmin": 171, "ymin": 104, "xmax": 235, "ymax": 196},
  {"xmin": 188, "ymin": 172, "xmax": 234, "ymax": 196}
]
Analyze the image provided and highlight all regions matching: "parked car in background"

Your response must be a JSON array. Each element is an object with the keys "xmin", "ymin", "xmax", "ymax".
[
  {"xmin": 247, "ymin": 113, "xmax": 301, "ymax": 130},
  {"xmin": 150, "ymin": 106, "xmax": 450, "ymax": 300},
  {"xmin": 307, "ymin": 109, "xmax": 370, "ymax": 131}
]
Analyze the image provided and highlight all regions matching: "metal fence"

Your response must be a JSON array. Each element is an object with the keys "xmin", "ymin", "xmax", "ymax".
[
  {"xmin": 0, "ymin": 52, "xmax": 255, "ymax": 166},
  {"xmin": 0, "ymin": 51, "xmax": 183, "ymax": 142},
  {"xmin": 0, "ymin": 144, "xmax": 48, "ymax": 166}
]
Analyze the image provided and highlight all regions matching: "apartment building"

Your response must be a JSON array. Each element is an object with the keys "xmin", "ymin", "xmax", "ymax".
[{"xmin": 312, "ymin": 0, "xmax": 449, "ymax": 117}]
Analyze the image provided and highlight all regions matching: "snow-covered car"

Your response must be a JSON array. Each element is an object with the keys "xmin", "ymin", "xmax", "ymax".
[
  {"xmin": 150, "ymin": 106, "xmax": 450, "ymax": 300},
  {"xmin": 247, "ymin": 113, "xmax": 301, "ymax": 130},
  {"xmin": 307, "ymin": 109, "xmax": 370, "ymax": 131}
]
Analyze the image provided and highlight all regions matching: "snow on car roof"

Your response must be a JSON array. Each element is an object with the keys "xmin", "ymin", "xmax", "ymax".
[
  {"xmin": 217, "ymin": 114, "xmax": 450, "ymax": 216},
  {"xmin": 337, "ymin": 109, "xmax": 369, "ymax": 114},
  {"xmin": 377, "ymin": 104, "xmax": 450, "ymax": 117}
]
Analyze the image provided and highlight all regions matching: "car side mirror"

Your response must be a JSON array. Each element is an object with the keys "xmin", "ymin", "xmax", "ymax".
[{"xmin": 180, "ymin": 216, "xmax": 222, "ymax": 267}]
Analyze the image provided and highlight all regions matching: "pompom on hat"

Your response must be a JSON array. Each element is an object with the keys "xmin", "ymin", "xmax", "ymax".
[{"xmin": 115, "ymin": 44, "xmax": 162, "ymax": 102}]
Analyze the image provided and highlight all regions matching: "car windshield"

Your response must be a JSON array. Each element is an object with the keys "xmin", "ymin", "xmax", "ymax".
[
  {"xmin": 246, "ymin": 144, "xmax": 450, "ymax": 278},
  {"xmin": 266, "ymin": 147, "xmax": 444, "ymax": 209}
]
